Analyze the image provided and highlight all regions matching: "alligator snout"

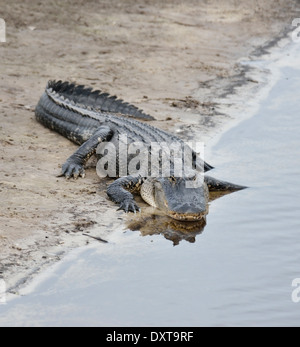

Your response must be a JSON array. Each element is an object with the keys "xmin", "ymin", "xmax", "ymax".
[{"xmin": 167, "ymin": 202, "xmax": 208, "ymax": 221}]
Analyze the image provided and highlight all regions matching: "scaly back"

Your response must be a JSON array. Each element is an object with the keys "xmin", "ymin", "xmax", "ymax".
[{"xmin": 46, "ymin": 80, "xmax": 155, "ymax": 121}]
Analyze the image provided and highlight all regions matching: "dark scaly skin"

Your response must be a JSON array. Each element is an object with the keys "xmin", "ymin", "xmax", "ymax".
[
  {"xmin": 35, "ymin": 81, "xmax": 245, "ymax": 221},
  {"xmin": 107, "ymin": 176, "xmax": 145, "ymax": 213}
]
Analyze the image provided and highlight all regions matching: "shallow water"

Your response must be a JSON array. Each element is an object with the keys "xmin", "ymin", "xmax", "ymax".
[{"xmin": 1, "ymin": 43, "xmax": 300, "ymax": 327}]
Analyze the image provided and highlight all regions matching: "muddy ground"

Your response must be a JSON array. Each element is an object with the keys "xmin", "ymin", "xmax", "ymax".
[{"xmin": 0, "ymin": 0, "xmax": 299, "ymax": 291}]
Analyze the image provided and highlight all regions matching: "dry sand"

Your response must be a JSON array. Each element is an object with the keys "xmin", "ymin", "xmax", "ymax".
[{"xmin": 0, "ymin": 0, "xmax": 299, "ymax": 291}]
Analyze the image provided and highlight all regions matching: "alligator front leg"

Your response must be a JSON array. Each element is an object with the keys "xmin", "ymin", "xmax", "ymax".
[
  {"xmin": 60, "ymin": 126, "xmax": 113, "ymax": 179},
  {"xmin": 107, "ymin": 175, "xmax": 145, "ymax": 213}
]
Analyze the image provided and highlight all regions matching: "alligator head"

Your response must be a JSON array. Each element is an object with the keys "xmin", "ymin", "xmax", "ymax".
[{"xmin": 140, "ymin": 174, "xmax": 209, "ymax": 222}]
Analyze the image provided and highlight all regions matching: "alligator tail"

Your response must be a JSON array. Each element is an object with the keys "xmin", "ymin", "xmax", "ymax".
[{"xmin": 46, "ymin": 80, "xmax": 155, "ymax": 121}]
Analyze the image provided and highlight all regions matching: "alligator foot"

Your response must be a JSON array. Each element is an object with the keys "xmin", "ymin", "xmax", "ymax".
[
  {"xmin": 59, "ymin": 159, "xmax": 85, "ymax": 179},
  {"xmin": 107, "ymin": 175, "xmax": 144, "ymax": 214},
  {"xmin": 58, "ymin": 126, "xmax": 113, "ymax": 179},
  {"xmin": 117, "ymin": 199, "xmax": 141, "ymax": 214}
]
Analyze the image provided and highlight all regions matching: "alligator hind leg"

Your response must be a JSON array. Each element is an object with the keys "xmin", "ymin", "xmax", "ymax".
[
  {"xmin": 107, "ymin": 175, "xmax": 145, "ymax": 213},
  {"xmin": 204, "ymin": 175, "xmax": 247, "ymax": 191},
  {"xmin": 60, "ymin": 126, "xmax": 113, "ymax": 179}
]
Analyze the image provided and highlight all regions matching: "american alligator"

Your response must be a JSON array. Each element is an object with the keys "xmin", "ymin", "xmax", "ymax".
[{"xmin": 35, "ymin": 80, "xmax": 245, "ymax": 222}]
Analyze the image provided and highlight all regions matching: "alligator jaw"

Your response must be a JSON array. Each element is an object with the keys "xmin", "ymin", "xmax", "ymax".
[{"xmin": 168, "ymin": 209, "xmax": 208, "ymax": 222}]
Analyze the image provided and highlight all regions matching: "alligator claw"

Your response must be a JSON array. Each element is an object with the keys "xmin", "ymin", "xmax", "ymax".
[
  {"xmin": 117, "ymin": 200, "xmax": 141, "ymax": 214},
  {"xmin": 59, "ymin": 161, "xmax": 85, "ymax": 179}
]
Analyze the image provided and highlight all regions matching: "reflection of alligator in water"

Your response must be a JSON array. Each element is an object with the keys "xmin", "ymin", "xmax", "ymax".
[
  {"xmin": 126, "ymin": 191, "xmax": 234, "ymax": 245},
  {"xmin": 35, "ymin": 81, "xmax": 246, "ymax": 222},
  {"xmin": 127, "ymin": 213, "xmax": 207, "ymax": 246}
]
